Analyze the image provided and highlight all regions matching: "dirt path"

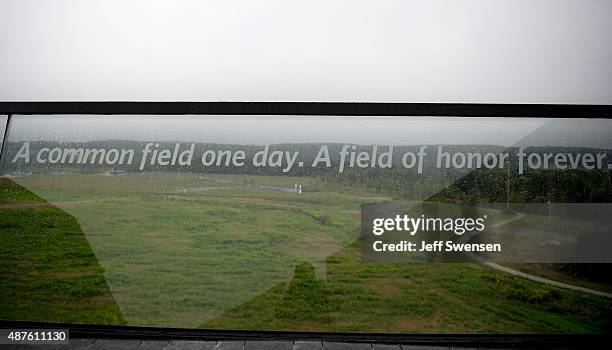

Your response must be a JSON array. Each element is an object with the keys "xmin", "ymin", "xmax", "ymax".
[
  {"xmin": 455, "ymin": 213, "xmax": 526, "ymax": 246},
  {"xmin": 0, "ymin": 197, "xmax": 135, "ymax": 209},
  {"xmin": 178, "ymin": 186, "xmax": 237, "ymax": 192},
  {"xmin": 489, "ymin": 212, "xmax": 525, "ymax": 228},
  {"xmin": 0, "ymin": 201, "xmax": 48, "ymax": 209},
  {"xmin": 481, "ymin": 258, "xmax": 612, "ymax": 298},
  {"xmin": 468, "ymin": 212, "xmax": 612, "ymax": 299}
]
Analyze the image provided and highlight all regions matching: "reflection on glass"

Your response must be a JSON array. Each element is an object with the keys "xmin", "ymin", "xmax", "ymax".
[
  {"xmin": 0, "ymin": 115, "xmax": 610, "ymax": 333},
  {"xmin": 0, "ymin": 115, "xmax": 7, "ymax": 156}
]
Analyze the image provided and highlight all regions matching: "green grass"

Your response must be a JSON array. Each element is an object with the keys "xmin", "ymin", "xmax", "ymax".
[
  {"xmin": 1, "ymin": 173, "xmax": 611, "ymax": 333},
  {"xmin": 204, "ymin": 242, "xmax": 611, "ymax": 333},
  {"xmin": 53, "ymin": 187, "xmax": 360, "ymax": 326},
  {"xmin": 0, "ymin": 178, "xmax": 125, "ymax": 325},
  {"xmin": 0, "ymin": 178, "xmax": 41, "ymax": 204}
]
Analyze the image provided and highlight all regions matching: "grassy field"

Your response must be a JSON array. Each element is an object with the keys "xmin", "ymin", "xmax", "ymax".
[
  {"xmin": 1, "ymin": 172, "xmax": 610, "ymax": 333},
  {"xmin": 0, "ymin": 178, "xmax": 125, "ymax": 324},
  {"xmin": 205, "ymin": 246, "xmax": 610, "ymax": 333}
]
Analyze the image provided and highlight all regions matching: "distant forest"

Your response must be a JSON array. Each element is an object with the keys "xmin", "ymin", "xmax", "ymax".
[{"xmin": 3, "ymin": 140, "xmax": 611, "ymax": 204}]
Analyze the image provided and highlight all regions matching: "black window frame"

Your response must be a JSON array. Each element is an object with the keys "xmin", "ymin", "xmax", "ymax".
[{"xmin": 1, "ymin": 101, "xmax": 611, "ymax": 348}]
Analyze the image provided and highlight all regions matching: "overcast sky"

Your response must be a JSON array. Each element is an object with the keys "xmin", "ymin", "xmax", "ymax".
[
  {"xmin": 1, "ymin": 115, "xmax": 609, "ymax": 149},
  {"xmin": 0, "ymin": 0, "xmax": 611, "ymax": 103},
  {"xmin": 5, "ymin": 115, "xmax": 548, "ymax": 146}
]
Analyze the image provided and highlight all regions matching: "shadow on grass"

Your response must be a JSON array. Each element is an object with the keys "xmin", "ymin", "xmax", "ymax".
[
  {"xmin": 203, "ymin": 241, "xmax": 612, "ymax": 333},
  {"xmin": 0, "ymin": 178, "xmax": 125, "ymax": 325}
]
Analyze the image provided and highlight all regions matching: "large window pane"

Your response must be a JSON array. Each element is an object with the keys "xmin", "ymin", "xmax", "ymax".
[
  {"xmin": 0, "ymin": 115, "xmax": 7, "ymax": 152},
  {"xmin": 1, "ymin": 115, "xmax": 610, "ymax": 333}
]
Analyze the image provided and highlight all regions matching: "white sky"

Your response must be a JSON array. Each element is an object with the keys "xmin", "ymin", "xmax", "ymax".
[
  {"xmin": 6, "ymin": 115, "xmax": 546, "ymax": 146},
  {"xmin": 4, "ymin": 115, "xmax": 610, "ymax": 149},
  {"xmin": 0, "ymin": 0, "xmax": 611, "ymax": 103}
]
